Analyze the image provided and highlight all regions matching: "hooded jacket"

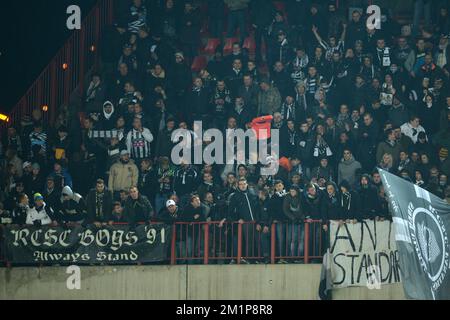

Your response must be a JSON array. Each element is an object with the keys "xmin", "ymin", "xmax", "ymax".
[
  {"xmin": 108, "ymin": 159, "xmax": 139, "ymax": 192},
  {"xmin": 338, "ymin": 156, "xmax": 362, "ymax": 187},
  {"xmin": 57, "ymin": 186, "xmax": 86, "ymax": 223},
  {"xmin": 99, "ymin": 101, "xmax": 117, "ymax": 130}
]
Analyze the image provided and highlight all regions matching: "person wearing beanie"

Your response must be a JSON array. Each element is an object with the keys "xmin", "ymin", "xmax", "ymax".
[{"xmin": 25, "ymin": 193, "xmax": 54, "ymax": 226}]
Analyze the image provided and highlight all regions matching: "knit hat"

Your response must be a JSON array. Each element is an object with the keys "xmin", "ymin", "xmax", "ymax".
[
  {"xmin": 440, "ymin": 148, "xmax": 449, "ymax": 159},
  {"xmin": 32, "ymin": 163, "xmax": 40, "ymax": 170},
  {"xmin": 34, "ymin": 193, "xmax": 44, "ymax": 201}
]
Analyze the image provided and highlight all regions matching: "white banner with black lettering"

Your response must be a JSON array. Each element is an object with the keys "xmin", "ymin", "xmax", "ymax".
[{"xmin": 329, "ymin": 220, "xmax": 401, "ymax": 289}]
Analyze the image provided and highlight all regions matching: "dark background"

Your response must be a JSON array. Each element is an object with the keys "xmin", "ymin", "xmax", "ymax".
[{"xmin": 0, "ymin": 0, "xmax": 97, "ymax": 114}]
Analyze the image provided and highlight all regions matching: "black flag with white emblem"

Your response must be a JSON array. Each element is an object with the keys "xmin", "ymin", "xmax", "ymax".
[{"xmin": 379, "ymin": 169, "xmax": 450, "ymax": 300}]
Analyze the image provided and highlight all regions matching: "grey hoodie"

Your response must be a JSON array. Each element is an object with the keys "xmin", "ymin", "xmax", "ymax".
[{"xmin": 338, "ymin": 156, "xmax": 362, "ymax": 187}]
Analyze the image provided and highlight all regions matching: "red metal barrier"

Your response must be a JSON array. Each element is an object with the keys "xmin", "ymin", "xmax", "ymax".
[
  {"xmin": 3, "ymin": 0, "xmax": 114, "ymax": 129},
  {"xmin": 170, "ymin": 220, "xmax": 325, "ymax": 265}
]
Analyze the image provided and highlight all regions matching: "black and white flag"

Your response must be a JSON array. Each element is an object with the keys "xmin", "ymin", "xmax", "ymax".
[{"xmin": 379, "ymin": 169, "xmax": 450, "ymax": 300}]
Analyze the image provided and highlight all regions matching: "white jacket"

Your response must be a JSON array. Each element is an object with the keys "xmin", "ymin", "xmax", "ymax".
[
  {"xmin": 26, "ymin": 203, "xmax": 53, "ymax": 226},
  {"xmin": 400, "ymin": 122, "xmax": 426, "ymax": 144}
]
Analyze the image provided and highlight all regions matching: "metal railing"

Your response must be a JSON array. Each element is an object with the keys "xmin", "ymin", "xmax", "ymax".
[
  {"xmin": 171, "ymin": 221, "xmax": 325, "ymax": 265},
  {"xmin": 4, "ymin": 0, "xmax": 114, "ymax": 127}
]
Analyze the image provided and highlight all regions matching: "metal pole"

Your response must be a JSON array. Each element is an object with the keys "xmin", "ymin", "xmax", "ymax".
[
  {"xmin": 304, "ymin": 222, "xmax": 310, "ymax": 264},
  {"xmin": 203, "ymin": 223, "xmax": 209, "ymax": 265},
  {"xmin": 170, "ymin": 224, "xmax": 177, "ymax": 265},
  {"xmin": 271, "ymin": 224, "xmax": 276, "ymax": 264}
]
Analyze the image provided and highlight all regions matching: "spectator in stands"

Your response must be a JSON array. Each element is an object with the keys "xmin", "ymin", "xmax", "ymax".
[
  {"xmin": 257, "ymin": 79, "xmax": 282, "ymax": 116},
  {"xmin": 126, "ymin": 117, "xmax": 154, "ymax": 162},
  {"xmin": 339, "ymin": 180, "xmax": 361, "ymax": 222},
  {"xmin": 227, "ymin": 178, "xmax": 259, "ymax": 264},
  {"xmin": 86, "ymin": 179, "xmax": 113, "ymax": 226},
  {"xmin": 283, "ymin": 185, "xmax": 304, "ymax": 259},
  {"xmin": 321, "ymin": 181, "xmax": 344, "ymax": 222},
  {"xmin": 4, "ymin": 180, "xmax": 26, "ymax": 211},
  {"xmin": 256, "ymin": 188, "xmax": 271, "ymax": 263},
  {"xmin": 28, "ymin": 123, "xmax": 47, "ymax": 159},
  {"xmin": 124, "ymin": 186, "xmax": 154, "ymax": 226},
  {"xmin": 338, "ymin": 149, "xmax": 362, "ymax": 187},
  {"xmin": 23, "ymin": 163, "xmax": 44, "ymax": 197},
  {"xmin": 225, "ymin": 0, "xmax": 250, "ymax": 40},
  {"xmin": 85, "ymin": 73, "xmax": 106, "ymax": 113},
  {"xmin": 11, "ymin": 193, "xmax": 29, "ymax": 225},
  {"xmin": 109, "ymin": 201, "xmax": 127, "ymax": 225},
  {"xmin": 401, "ymin": 115, "xmax": 426, "ymax": 144},
  {"xmin": 358, "ymin": 174, "xmax": 381, "ymax": 220},
  {"xmin": 311, "ymin": 158, "xmax": 334, "ymax": 182},
  {"xmin": 48, "ymin": 161, "xmax": 73, "ymax": 189},
  {"xmin": 108, "ymin": 150, "xmax": 139, "ymax": 198},
  {"xmin": 26, "ymin": 193, "xmax": 54, "ymax": 227},
  {"xmin": 174, "ymin": 162, "xmax": 200, "ymax": 205},
  {"xmin": 5, "ymin": 148, "xmax": 23, "ymax": 178},
  {"xmin": 377, "ymin": 128, "xmax": 402, "ymax": 166},
  {"xmin": 269, "ymin": 180, "xmax": 287, "ymax": 263},
  {"xmin": 179, "ymin": 1, "xmax": 201, "ymax": 61},
  {"xmin": 56, "ymin": 186, "xmax": 86, "ymax": 224},
  {"xmin": 158, "ymin": 199, "xmax": 182, "ymax": 224}
]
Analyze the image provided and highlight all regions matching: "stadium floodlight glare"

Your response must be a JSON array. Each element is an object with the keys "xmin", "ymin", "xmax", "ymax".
[{"xmin": 0, "ymin": 114, "xmax": 10, "ymax": 122}]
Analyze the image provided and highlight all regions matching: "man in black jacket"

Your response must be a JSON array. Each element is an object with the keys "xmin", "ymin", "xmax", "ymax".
[
  {"xmin": 184, "ymin": 77, "xmax": 210, "ymax": 124},
  {"xmin": 269, "ymin": 180, "xmax": 288, "ymax": 263},
  {"xmin": 86, "ymin": 179, "xmax": 113, "ymax": 227},
  {"xmin": 138, "ymin": 159, "xmax": 157, "ymax": 206},
  {"xmin": 43, "ymin": 177, "xmax": 61, "ymax": 212},
  {"xmin": 227, "ymin": 178, "xmax": 260, "ymax": 263},
  {"xmin": 124, "ymin": 186, "xmax": 154, "ymax": 226},
  {"xmin": 358, "ymin": 174, "xmax": 382, "ymax": 220},
  {"xmin": 250, "ymin": 0, "xmax": 275, "ymax": 65}
]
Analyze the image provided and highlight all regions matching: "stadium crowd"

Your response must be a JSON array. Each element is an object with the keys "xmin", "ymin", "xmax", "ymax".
[{"xmin": 1, "ymin": 0, "xmax": 450, "ymax": 264}]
